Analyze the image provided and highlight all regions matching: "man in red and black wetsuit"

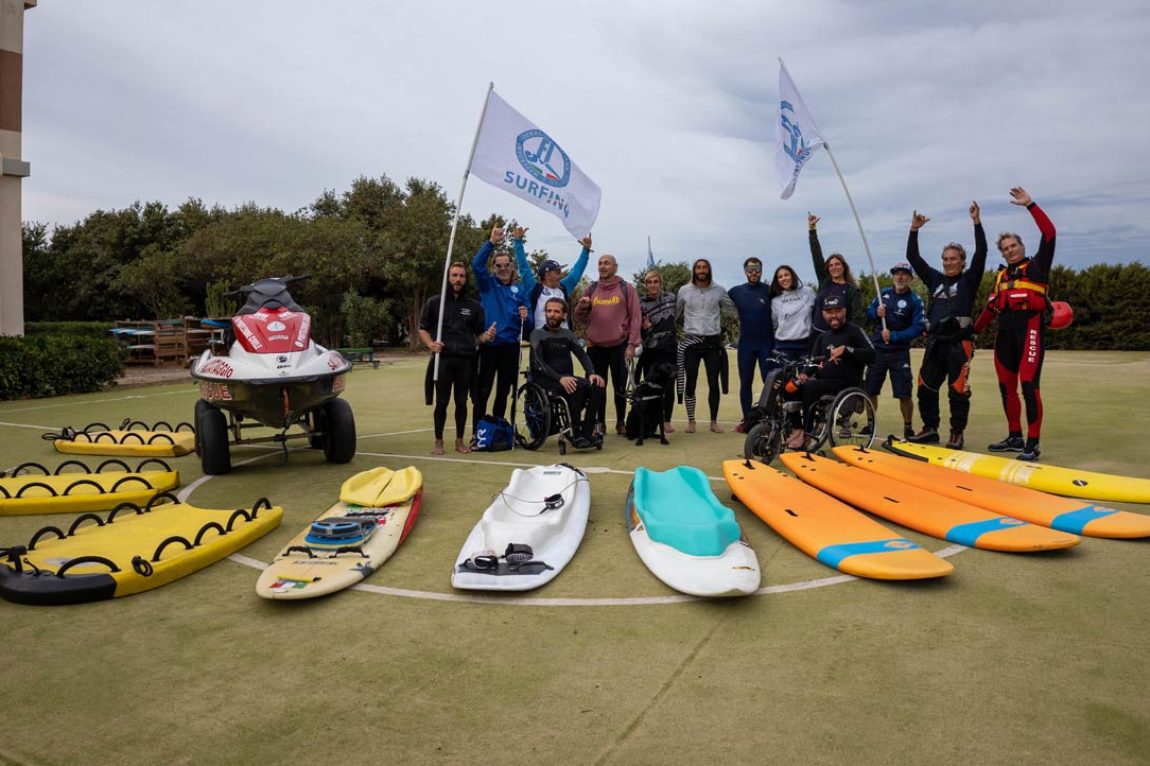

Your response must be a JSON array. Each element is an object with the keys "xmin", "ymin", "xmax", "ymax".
[{"xmin": 974, "ymin": 187, "xmax": 1055, "ymax": 462}]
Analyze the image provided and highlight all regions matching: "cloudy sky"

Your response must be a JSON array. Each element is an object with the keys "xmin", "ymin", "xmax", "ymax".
[{"xmin": 21, "ymin": 0, "xmax": 1150, "ymax": 286}]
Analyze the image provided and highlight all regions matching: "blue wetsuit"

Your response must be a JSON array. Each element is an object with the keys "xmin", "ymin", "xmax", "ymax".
[{"xmin": 729, "ymin": 281, "xmax": 775, "ymax": 420}]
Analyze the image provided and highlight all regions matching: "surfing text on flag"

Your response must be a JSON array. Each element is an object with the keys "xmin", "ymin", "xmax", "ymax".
[{"xmin": 471, "ymin": 91, "xmax": 601, "ymax": 239}]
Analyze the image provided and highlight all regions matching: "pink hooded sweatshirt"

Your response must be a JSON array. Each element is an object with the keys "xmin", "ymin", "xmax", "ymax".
[{"xmin": 574, "ymin": 277, "xmax": 642, "ymax": 349}]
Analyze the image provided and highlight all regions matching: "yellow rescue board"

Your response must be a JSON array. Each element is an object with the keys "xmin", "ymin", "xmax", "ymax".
[
  {"xmin": 885, "ymin": 439, "xmax": 1150, "ymax": 505},
  {"xmin": 781, "ymin": 451, "xmax": 1079, "ymax": 552},
  {"xmin": 48, "ymin": 422, "xmax": 195, "ymax": 458},
  {"xmin": 723, "ymin": 459, "xmax": 953, "ymax": 580},
  {"xmin": 837, "ymin": 445, "xmax": 1150, "ymax": 539},
  {"xmin": 0, "ymin": 494, "xmax": 283, "ymax": 605},
  {"xmin": 0, "ymin": 463, "xmax": 179, "ymax": 516}
]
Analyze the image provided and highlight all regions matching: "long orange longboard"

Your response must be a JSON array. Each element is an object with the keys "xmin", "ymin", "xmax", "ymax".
[
  {"xmin": 834, "ymin": 445, "xmax": 1150, "ymax": 539},
  {"xmin": 723, "ymin": 459, "xmax": 953, "ymax": 580},
  {"xmin": 781, "ymin": 452, "xmax": 1079, "ymax": 552}
]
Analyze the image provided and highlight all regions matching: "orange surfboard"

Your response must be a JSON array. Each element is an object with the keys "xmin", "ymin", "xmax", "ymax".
[
  {"xmin": 781, "ymin": 452, "xmax": 1079, "ymax": 552},
  {"xmin": 723, "ymin": 459, "xmax": 953, "ymax": 580},
  {"xmin": 834, "ymin": 445, "xmax": 1150, "ymax": 539}
]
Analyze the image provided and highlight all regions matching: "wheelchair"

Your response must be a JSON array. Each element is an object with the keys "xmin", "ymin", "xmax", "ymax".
[
  {"xmin": 742, "ymin": 355, "xmax": 876, "ymax": 465},
  {"xmin": 512, "ymin": 372, "xmax": 602, "ymax": 455}
]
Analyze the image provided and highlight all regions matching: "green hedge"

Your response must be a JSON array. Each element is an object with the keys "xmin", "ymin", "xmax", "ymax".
[
  {"xmin": 24, "ymin": 321, "xmax": 114, "ymax": 338},
  {"xmin": 0, "ymin": 335, "xmax": 124, "ymax": 400}
]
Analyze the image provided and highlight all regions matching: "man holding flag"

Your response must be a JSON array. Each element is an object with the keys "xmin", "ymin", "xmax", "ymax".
[{"xmin": 429, "ymin": 85, "xmax": 602, "ymax": 422}]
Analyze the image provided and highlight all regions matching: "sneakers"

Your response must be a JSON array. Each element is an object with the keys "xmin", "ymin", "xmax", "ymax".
[
  {"xmin": 903, "ymin": 424, "xmax": 915, "ymax": 440},
  {"xmin": 988, "ymin": 435, "xmax": 1024, "ymax": 452},
  {"xmin": 858, "ymin": 423, "xmax": 873, "ymax": 437},
  {"xmin": 945, "ymin": 430, "xmax": 964, "ymax": 450},
  {"xmin": 1017, "ymin": 441, "xmax": 1041, "ymax": 462},
  {"xmin": 906, "ymin": 427, "xmax": 939, "ymax": 444}
]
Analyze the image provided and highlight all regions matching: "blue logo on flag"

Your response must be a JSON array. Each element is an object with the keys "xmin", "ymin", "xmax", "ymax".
[
  {"xmin": 780, "ymin": 100, "xmax": 812, "ymax": 164},
  {"xmin": 516, "ymin": 129, "xmax": 571, "ymax": 188}
]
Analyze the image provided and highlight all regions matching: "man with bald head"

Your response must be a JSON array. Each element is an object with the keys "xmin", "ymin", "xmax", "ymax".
[{"xmin": 574, "ymin": 253, "xmax": 642, "ymax": 436}]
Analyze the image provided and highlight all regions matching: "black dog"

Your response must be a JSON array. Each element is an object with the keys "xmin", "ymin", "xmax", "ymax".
[{"xmin": 625, "ymin": 361, "xmax": 677, "ymax": 446}]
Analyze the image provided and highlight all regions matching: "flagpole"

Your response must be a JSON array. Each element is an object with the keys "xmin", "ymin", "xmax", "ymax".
[
  {"xmin": 821, "ymin": 142, "xmax": 886, "ymax": 331},
  {"xmin": 434, "ymin": 82, "xmax": 495, "ymax": 381}
]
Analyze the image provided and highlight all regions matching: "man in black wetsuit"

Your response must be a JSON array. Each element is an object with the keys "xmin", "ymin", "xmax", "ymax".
[
  {"xmin": 783, "ymin": 295, "xmax": 875, "ymax": 450},
  {"xmin": 974, "ymin": 187, "xmax": 1056, "ymax": 462},
  {"xmin": 905, "ymin": 201, "xmax": 987, "ymax": 450},
  {"xmin": 529, "ymin": 298, "xmax": 607, "ymax": 449},
  {"xmin": 419, "ymin": 262, "xmax": 494, "ymax": 455}
]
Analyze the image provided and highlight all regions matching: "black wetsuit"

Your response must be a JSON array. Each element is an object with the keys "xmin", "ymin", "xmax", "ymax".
[{"xmin": 906, "ymin": 223, "xmax": 987, "ymax": 432}]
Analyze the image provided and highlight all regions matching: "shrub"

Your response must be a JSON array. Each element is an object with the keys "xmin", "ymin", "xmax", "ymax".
[{"xmin": 0, "ymin": 334, "xmax": 124, "ymax": 400}]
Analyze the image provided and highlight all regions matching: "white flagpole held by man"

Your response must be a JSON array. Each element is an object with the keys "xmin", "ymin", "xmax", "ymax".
[
  {"xmin": 434, "ymin": 85, "xmax": 602, "ymax": 380},
  {"xmin": 775, "ymin": 59, "xmax": 884, "ymax": 329},
  {"xmin": 433, "ymin": 82, "xmax": 494, "ymax": 381}
]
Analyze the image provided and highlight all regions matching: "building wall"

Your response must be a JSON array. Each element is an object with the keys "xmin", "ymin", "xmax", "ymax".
[{"xmin": 0, "ymin": 0, "xmax": 34, "ymax": 337}]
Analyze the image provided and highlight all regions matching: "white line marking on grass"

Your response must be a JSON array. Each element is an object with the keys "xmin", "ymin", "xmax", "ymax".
[
  {"xmin": 199, "ymin": 446, "xmax": 969, "ymax": 606},
  {"xmin": 0, "ymin": 387, "xmax": 194, "ymax": 415},
  {"xmin": 358, "ymin": 428, "xmax": 435, "ymax": 438},
  {"xmin": 227, "ymin": 545, "xmax": 967, "ymax": 606}
]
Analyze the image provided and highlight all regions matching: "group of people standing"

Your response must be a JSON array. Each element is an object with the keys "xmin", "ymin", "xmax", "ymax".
[{"xmin": 420, "ymin": 187, "xmax": 1056, "ymax": 461}]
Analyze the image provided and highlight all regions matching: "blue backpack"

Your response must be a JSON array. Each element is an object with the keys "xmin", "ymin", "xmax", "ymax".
[{"xmin": 472, "ymin": 415, "xmax": 514, "ymax": 452}]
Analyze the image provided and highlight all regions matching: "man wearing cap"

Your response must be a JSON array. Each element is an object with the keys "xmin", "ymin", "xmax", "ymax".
[
  {"xmin": 865, "ymin": 263, "xmax": 925, "ymax": 439},
  {"xmin": 904, "ymin": 202, "xmax": 987, "ymax": 450},
  {"xmin": 784, "ymin": 294, "xmax": 875, "ymax": 450},
  {"xmin": 512, "ymin": 226, "xmax": 592, "ymax": 335}
]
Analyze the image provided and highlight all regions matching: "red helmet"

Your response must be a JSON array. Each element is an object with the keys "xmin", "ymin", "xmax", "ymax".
[{"xmin": 1049, "ymin": 301, "xmax": 1073, "ymax": 330}]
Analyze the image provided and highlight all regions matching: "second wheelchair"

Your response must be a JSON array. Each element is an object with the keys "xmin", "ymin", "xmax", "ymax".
[{"xmin": 742, "ymin": 354, "xmax": 876, "ymax": 465}]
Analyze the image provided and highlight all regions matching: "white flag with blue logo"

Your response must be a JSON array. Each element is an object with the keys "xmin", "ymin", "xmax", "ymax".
[
  {"xmin": 471, "ymin": 90, "xmax": 602, "ymax": 239},
  {"xmin": 775, "ymin": 60, "xmax": 825, "ymax": 200}
]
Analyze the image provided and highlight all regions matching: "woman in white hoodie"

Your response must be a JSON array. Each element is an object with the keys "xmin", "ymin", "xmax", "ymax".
[{"xmin": 769, "ymin": 264, "xmax": 817, "ymax": 362}]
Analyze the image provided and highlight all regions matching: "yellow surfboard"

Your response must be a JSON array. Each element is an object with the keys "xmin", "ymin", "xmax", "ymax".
[
  {"xmin": 256, "ymin": 467, "xmax": 423, "ymax": 599},
  {"xmin": 723, "ymin": 459, "xmax": 953, "ymax": 580},
  {"xmin": 885, "ymin": 438, "xmax": 1150, "ymax": 505},
  {"xmin": 837, "ymin": 445, "xmax": 1150, "ymax": 539},
  {"xmin": 781, "ymin": 451, "xmax": 1079, "ymax": 552}
]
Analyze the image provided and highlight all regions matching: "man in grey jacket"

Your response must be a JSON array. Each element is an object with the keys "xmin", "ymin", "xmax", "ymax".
[{"xmin": 676, "ymin": 258, "xmax": 735, "ymax": 433}]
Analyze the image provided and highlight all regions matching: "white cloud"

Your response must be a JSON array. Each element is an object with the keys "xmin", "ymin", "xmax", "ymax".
[{"xmin": 20, "ymin": 0, "xmax": 1150, "ymax": 289}]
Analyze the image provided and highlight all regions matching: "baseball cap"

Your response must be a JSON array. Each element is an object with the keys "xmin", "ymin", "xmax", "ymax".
[
  {"xmin": 890, "ymin": 262, "xmax": 913, "ymax": 275},
  {"xmin": 537, "ymin": 260, "xmax": 565, "ymax": 276},
  {"xmin": 822, "ymin": 295, "xmax": 845, "ymax": 309}
]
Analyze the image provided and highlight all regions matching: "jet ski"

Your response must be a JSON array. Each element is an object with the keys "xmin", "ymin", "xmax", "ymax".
[{"xmin": 190, "ymin": 276, "xmax": 355, "ymax": 475}]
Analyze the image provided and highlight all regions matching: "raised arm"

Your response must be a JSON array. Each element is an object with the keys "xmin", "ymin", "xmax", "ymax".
[
  {"xmin": 969, "ymin": 201, "xmax": 988, "ymax": 276},
  {"xmin": 1014, "ymin": 187, "xmax": 1056, "ymax": 272},
  {"xmin": 563, "ymin": 236, "xmax": 592, "ymax": 292},
  {"xmin": 905, "ymin": 211, "xmax": 939, "ymax": 283},
  {"xmin": 808, "ymin": 213, "xmax": 827, "ymax": 285},
  {"xmin": 512, "ymin": 227, "xmax": 537, "ymax": 293}
]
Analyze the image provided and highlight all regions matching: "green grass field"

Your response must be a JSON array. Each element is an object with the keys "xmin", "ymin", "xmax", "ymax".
[{"xmin": 1, "ymin": 350, "xmax": 1148, "ymax": 765}]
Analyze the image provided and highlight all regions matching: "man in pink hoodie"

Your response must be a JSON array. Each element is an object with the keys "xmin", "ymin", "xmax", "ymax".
[{"xmin": 574, "ymin": 254, "xmax": 642, "ymax": 436}]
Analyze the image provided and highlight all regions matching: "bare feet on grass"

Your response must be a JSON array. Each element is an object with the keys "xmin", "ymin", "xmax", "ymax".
[
  {"xmin": 685, "ymin": 420, "xmax": 696, "ymax": 433},
  {"xmin": 455, "ymin": 438, "xmax": 471, "ymax": 454},
  {"xmin": 432, "ymin": 440, "xmax": 445, "ymax": 456},
  {"xmin": 710, "ymin": 421, "xmax": 723, "ymax": 433}
]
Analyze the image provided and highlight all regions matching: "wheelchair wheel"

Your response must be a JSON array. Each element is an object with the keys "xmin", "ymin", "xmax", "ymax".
[
  {"xmin": 744, "ymin": 420, "xmax": 781, "ymax": 465},
  {"xmin": 514, "ymin": 383, "xmax": 550, "ymax": 451},
  {"xmin": 805, "ymin": 397, "xmax": 834, "ymax": 452},
  {"xmin": 827, "ymin": 388, "xmax": 876, "ymax": 450}
]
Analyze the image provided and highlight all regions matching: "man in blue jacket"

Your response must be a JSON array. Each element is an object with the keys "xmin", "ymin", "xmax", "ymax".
[
  {"xmin": 729, "ymin": 256, "xmax": 774, "ymax": 432},
  {"xmin": 471, "ymin": 225, "xmax": 529, "ymax": 431},
  {"xmin": 865, "ymin": 262, "xmax": 925, "ymax": 438},
  {"xmin": 512, "ymin": 226, "xmax": 591, "ymax": 335}
]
